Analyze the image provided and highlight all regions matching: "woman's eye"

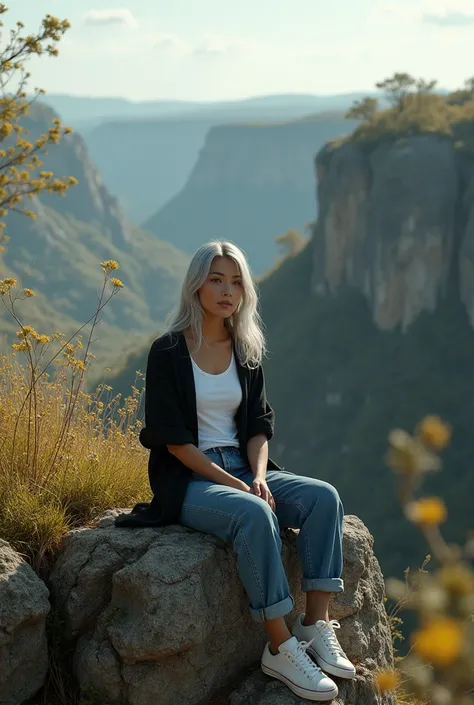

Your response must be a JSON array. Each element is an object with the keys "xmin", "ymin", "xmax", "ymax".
[
  {"xmin": 233, "ymin": 281, "xmax": 242, "ymax": 286},
  {"xmin": 210, "ymin": 278, "xmax": 221, "ymax": 283}
]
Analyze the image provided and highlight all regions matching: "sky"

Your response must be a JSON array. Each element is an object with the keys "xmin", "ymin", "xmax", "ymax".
[{"xmin": 10, "ymin": 0, "xmax": 474, "ymax": 102}]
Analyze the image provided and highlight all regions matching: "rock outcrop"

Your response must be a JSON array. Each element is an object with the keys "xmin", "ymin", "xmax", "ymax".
[
  {"xmin": 313, "ymin": 134, "xmax": 474, "ymax": 331},
  {"xmin": 50, "ymin": 514, "xmax": 394, "ymax": 705},
  {"xmin": 143, "ymin": 116, "xmax": 359, "ymax": 274},
  {"xmin": 0, "ymin": 540, "xmax": 50, "ymax": 705}
]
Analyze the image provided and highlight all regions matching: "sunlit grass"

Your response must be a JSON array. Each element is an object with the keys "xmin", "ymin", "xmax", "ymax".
[{"xmin": 0, "ymin": 262, "xmax": 150, "ymax": 571}]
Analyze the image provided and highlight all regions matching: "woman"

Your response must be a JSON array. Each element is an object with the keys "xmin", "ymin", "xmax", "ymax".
[{"xmin": 123, "ymin": 241, "xmax": 355, "ymax": 702}]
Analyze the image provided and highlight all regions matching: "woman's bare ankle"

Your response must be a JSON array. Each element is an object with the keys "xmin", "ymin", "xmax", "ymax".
[{"xmin": 264, "ymin": 616, "xmax": 292, "ymax": 654}]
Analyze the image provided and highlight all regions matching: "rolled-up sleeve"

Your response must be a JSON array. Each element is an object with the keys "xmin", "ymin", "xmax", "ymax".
[
  {"xmin": 247, "ymin": 364, "xmax": 275, "ymax": 441},
  {"xmin": 139, "ymin": 339, "xmax": 195, "ymax": 449}
]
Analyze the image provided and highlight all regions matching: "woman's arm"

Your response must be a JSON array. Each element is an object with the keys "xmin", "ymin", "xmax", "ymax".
[
  {"xmin": 247, "ymin": 433, "xmax": 268, "ymax": 479},
  {"xmin": 168, "ymin": 443, "xmax": 251, "ymax": 492},
  {"xmin": 247, "ymin": 364, "xmax": 275, "ymax": 442},
  {"xmin": 246, "ymin": 365, "xmax": 275, "ymax": 509}
]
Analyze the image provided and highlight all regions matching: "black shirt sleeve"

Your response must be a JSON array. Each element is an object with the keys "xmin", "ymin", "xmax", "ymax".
[
  {"xmin": 247, "ymin": 364, "xmax": 275, "ymax": 442},
  {"xmin": 139, "ymin": 338, "xmax": 195, "ymax": 449}
]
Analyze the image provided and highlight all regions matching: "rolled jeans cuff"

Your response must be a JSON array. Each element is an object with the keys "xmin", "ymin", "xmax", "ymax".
[
  {"xmin": 249, "ymin": 595, "xmax": 295, "ymax": 623},
  {"xmin": 301, "ymin": 577, "xmax": 344, "ymax": 593}
]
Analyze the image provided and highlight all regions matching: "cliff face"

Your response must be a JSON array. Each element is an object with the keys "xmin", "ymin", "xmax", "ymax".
[
  {"xmin": 1, "ymin": 104, "xmax": 188, "ymax": 365},
  {"xmin": 257, "ymin": 131, "xmax": 474, "ymax": 587},
  {"xmin": 313, "ymin": 135, "xmax": 474, "ymax": 330},
  {"xmin": 20, "ymin": 105, "xmax": 133, "ymax": 248},
  {"xmin": 144, "ymin": 115, "xmax": 359, "ymax": 274}
]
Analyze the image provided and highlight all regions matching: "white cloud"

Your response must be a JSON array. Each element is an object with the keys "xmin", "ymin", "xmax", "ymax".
[
  {"xmin": 375, "ymin": 0, "xmax": 474, "ymax": 26},
  {"xmin": 193, "ymin": 34, "xmax": 235, "ymax": 56},
  {"xmin": 83, "ymin": 9, "xmax": 139, "ymax": 29},
  {"xmin": 423, "ymin": 10, "xmax": 474, "ymax": 25},
  {"xmin": 154, "ymin": 33, "xmax": 188, "ymax": 55},
  {"xmin": 152, "ymin": 32, "xmax": 240, "ymax": 58}
]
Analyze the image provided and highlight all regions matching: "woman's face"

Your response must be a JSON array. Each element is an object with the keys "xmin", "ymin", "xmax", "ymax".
[{"xmin": 198, "ymin": 256, "xmax": 243, "ymax": 319}]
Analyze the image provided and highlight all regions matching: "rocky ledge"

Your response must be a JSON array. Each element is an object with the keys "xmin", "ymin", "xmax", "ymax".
[{"xmin": 45, "ymin": 514, "xmax": 395, "ymax": 705}]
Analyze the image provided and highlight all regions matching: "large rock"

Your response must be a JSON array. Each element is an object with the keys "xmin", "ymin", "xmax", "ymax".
[
  {"xmin": 228, "ymin": 515, "xmax": 395, "ymax": 705},
  {"xmin": 314, "ymin": 135, "xmax": 459, "ymax": 331},
  {"xmin": 0, "ymin": 540, "xmax": 50, "ymax": 705},
  {"xmin": 50, "ymin": 514, "xmax": 394, "ymax": 705}
]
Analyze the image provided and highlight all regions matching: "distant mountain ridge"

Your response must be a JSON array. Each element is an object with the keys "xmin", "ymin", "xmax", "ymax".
[
  {"xmin": 0, "ymin": 103, "xmax": 188, "ymax": 369},
  {"xmin": 80, "ymin": 99, "xmax": 367, "ymax": 223},
  {"xmin": 43, "ymin": 91, "xmax": 374, "ymax": 125},
  {"xmin": 142, "ymin": 115, "xmax": 359, "ymax": 274}
]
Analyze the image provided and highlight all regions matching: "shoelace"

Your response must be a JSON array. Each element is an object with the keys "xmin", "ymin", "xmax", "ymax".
[
  {"xmin": 319, "ymin": 620, "xmax": 347, "ymax": 657},
  {"xmin": 285, "ymin": 639, "xmax": 324, "ymax": 678}
]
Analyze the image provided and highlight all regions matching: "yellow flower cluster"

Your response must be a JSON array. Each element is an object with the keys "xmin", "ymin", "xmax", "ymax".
[
  {"xmin": 385, "ymin": 415, "xmax": 474, "ymax": 704},
  {"xmin": 101, "ymin": 259, "xmax": 119, "ymax": 272},
  {"xmin": 417, "ymin": 415, "xmax": 451, "ymax": 450},
  {"xmin": 0, "ymin": 277, "xmax": 17, "ymax": 294},
  {"xmin": 412, "ymin": 618, "xmax": 463, "ymax": 667},
  {"xmin": 12, "ymin": 326, "xmax": 51, "ymax": 350},
  {"xmin": 405, "ymin": 497, "xmax": 447, "ymax": 526},
  {"xmin": 375, "ymin": 670, "xmax": 399, "ymax": 692}
]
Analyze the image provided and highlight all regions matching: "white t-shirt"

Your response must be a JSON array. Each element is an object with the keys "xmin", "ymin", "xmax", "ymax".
[{"xmin": 191, "ymin": 351, "xmax": 242, "ymax": 452}]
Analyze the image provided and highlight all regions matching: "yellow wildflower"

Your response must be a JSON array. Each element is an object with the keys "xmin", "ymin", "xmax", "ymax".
[
  {"xmin": 439, "ymin": 563, "xmax": 474, "ymax": 597},
  {"xmin": 12, "ymin": 342, "xmax": 30, "ymax": 352},
  {"xmin": 405, "ymin": 497, "xmax": 447, "ymax": 526},
  {"xmin": 111, "ymin": 277, "xmax": 124, "ymax": 288},
  {"xmin": 2, "ymin": 277, "xmax": 17, "ymax": 288},
  {"xmin": 375, "ymin": 670, "xmax": 399, "ymax": 692},
  {"xmin": 16, "ymin": 326, "xmax": 36, "ymax": 339},
  {"xmin": 35, "ymin": 335, "xmax": 51, "ymax": 345},
  {"xmin": 386, "ymin": 429, "xmax": 441, "ymax": 475},
  {"xmin": 412, "ymin": 618, "xmax": 463, "ymax": 667},
  {"xmin": 23, "ymin": 288, "xmax": 35, "ymax": 297},
  {"xmin": 101, "ymin": 259, "xmax": 119, "ymax": 272},
  {"xmin": 417, "ymin": 415, "xmax": 451, "ymax": 450}
]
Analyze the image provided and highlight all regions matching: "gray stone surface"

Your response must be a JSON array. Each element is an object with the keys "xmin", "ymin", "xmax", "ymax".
[
  {"xmin": 49, "ymin": 514, "xmax": 393, "ymax": 705},
  {"xmin": 0, "ymin": 539, "xmax": 50, "ymax": 705},
  {"xmin": 313, "ymin": 135, "xmax": 461, "ymax": 331}
]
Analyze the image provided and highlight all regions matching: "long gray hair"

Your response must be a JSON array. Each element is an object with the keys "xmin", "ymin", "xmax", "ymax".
[{"xmin": 166, "ymin": 241, "xmax": 266, "ymax": 367}]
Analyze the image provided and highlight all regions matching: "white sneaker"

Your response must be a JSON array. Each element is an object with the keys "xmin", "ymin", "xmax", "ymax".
[
  {"xmin": 261, "ymin": 636, "xmax": 339, "ymax": 702},
  {"xmin": 292, "ymin": 616, "xmax": 356, "ymax": 680}
]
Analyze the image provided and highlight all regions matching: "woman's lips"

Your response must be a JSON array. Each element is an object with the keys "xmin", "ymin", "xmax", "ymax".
[{"xmin": 218, "ymin": 301, "xmax": 233, "ymax": 308}]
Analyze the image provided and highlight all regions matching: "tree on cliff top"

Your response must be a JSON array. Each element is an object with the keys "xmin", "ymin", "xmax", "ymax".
[
  {"xmin": 345, "ymin": 73, "xmax": 474, "ymax": 151},
  {"xmin": 346, "ymin": 97, "xmax": 378, "ymax": 123},
  {"xmin": 376, "ymin": 73, "xmax": 417, "ymax": 111},
  {"xmin": 375, "ymin": 73, "xmax": 438, "ymax": 111},
  {"xmin": 0, "ymin": 5, "xmax": 75, "ymax": 256}
]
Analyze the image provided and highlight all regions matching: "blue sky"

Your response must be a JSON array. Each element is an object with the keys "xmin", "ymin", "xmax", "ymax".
[{"xmin": 12, "ymin": 0, "xmax": 474, "ymax": 101}]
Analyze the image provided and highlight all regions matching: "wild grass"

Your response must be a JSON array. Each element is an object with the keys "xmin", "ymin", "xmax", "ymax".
[{"xmin": 0, "ymin": 262, "xmax": 150, "ymax": 572}]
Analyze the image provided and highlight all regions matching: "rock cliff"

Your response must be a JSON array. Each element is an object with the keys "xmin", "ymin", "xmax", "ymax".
[
  {"xmin": 312, "ymin": 134, "xmax": 474, "ymax": 330},
  {"xmin": 144, "ymin": 115, "xmax": 358, "ymax": 274}
]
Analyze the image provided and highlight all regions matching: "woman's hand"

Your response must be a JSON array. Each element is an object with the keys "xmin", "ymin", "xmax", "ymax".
[{"xmin": 251, "ymin": 477, "xmax": 275, "ymax": 512}]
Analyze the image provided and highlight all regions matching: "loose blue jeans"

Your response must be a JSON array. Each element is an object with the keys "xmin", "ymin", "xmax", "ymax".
[{"xmin": 179, "ymin": 446, "xmax": 344, "ymax": 623}]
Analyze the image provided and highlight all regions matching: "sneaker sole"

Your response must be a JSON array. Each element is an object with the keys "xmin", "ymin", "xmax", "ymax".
[
  {"xmin": 307, "ymin": 648, "xmax": 356, "ymax": 680},
  {"xmin": 261, "ymin": 663, "xmax": 339, "ymax": 702}
]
